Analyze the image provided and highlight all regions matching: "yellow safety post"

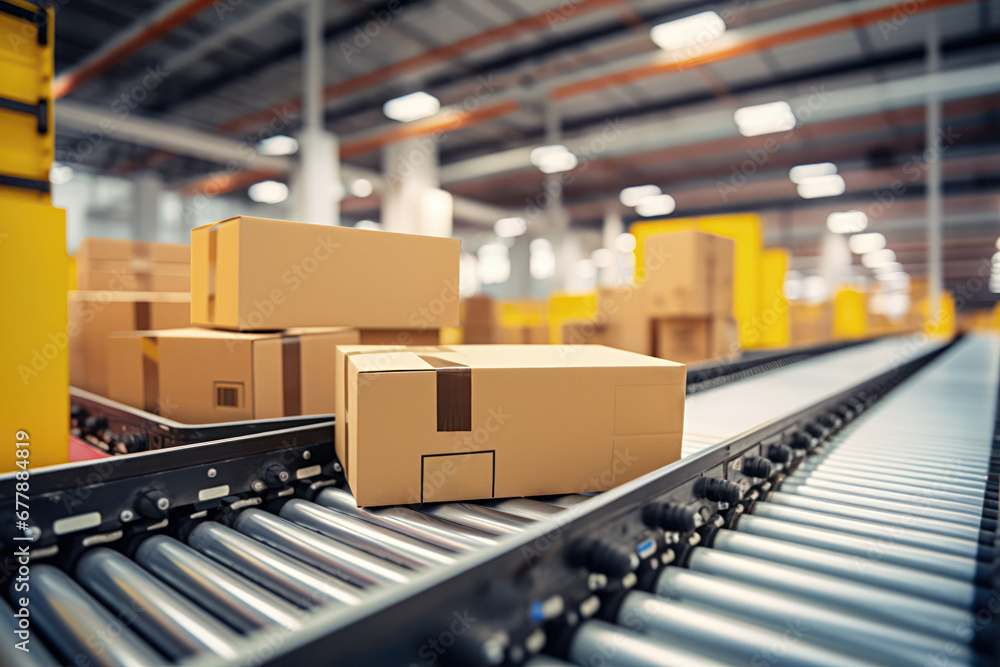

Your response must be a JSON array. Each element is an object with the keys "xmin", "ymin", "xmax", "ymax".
[
  {"xmin": 549, "ymin": 292, "xmax": 597, "ymax": 344},
  {"xmin": 757, "ymin": 249, "xmax": 791, "ymax": 348},
  {"xmin": 833, "ymin": 288, "xmax": 868, "ymax": 340},
  {"xmin": 1, "ymin": 199, "xmax": 69, "ymax": 471},
  {"xmin": 921, "ymin": 291, "xmax": 956, "ymax": 339}
]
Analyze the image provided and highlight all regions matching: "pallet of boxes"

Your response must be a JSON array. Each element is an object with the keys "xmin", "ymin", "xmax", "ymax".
[
  {"xmin": 102, "ymin": 216, "xmax": 455, "ymax": 424},
  {"xmin": 563, "ymin": 230, "xmax": 738, "ymax": 365}
]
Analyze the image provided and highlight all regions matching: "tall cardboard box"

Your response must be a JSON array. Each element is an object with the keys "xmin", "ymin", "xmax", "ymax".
[
  {"xmin": 463, "ymin": 295, "xmax": 497, "ymax": 344},
  {"xmin": 642, "ymin": 230, "xmax": 734, "ymax": 317},
  {"xmin": 69, "ymin": 291, "xmax": 190, "ymax": 397},
  {"xmin": 108, "ymin": 327, "xmax": 359, "ymax": 423},
  {"xmin": 335, "ymin": 344, "xmax": 686, "ymax": 506},
  {"xmin": 190, "ymin": 216, "xmax": 460, "ymax": 331},
  {"xmin": 76, "ymin": 237, "xmax": 190, "ymax": 292},
  {"xmin": 653, "ymin": 317, "xmax": 738, "ymax": 364},
  {"xmin": 1, "ymin": 200, "xmax": 69, "ymax": 471},
  {"xmin": 595, "ymin": 287, "xmax": 652, "ymax": 355}
]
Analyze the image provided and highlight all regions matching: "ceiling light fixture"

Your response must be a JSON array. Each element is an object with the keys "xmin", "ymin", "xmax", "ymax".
[
  {"xmin": 650, "ymin": 11, "xmax": 726, "ymax": 52},
  {"xmin": 619, "ymin": 184, "xmax": 661, "ymax": 207},
  {"xmin": 734, "ymin": 101, "xmax": 795, "ymax": 137},
  {"xmin": 383, "ymin": 91, "xmax": 441, "ymax": 122}
]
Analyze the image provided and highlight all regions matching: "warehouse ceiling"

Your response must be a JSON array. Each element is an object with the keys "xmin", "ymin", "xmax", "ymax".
[{"xmin": 49, "ymin": 0, "xmax": 1000, "ymax": 290}]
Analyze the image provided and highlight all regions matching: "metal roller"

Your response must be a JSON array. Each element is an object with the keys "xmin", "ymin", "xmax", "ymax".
[
  {"xmin": 688, "ymin": 546, "xmax": 976, "ymax": 642},
  {"xmin": 799, "ymin": 463, "xmax": 988, "ymax": 493},
  {"xmin": 315, "ymin": 487, "xmax": 498, "ymax": 552},
  {"xmin": 234, "ymin": 508, "xmax": 412, "ymax": 586},
  {"xmin": 540, "ymin": 494, "xmax": 593, "ymax": 508},
  {"xmin": 734, "ymin": 513, "xmax": 983, "ymax": 581},
  {"xmin": 481, "ymin": 498, "xmax": 565, "ymax": 521},
  {"xmin": 570, "ymin": 620, "xmax": 739, "ymax": 667},
  {"xmin": 0, "ymin": 592, "xmax": 82, "ymax": 667},
  {"xmin": 781, "ymin": 477, "xmax": 982, "ymax": 520},
  {"xmin": 75, "ymin": 548, "xmax": 242, "ymax": 660},
  {"xmin": 188, "ymin": 521, "xmax": 364, "ymax": 607},
  {"xmin": 279, "ymin": 499, "xmax": 456, "ymax": 568},
  {"xmin": 789, "ymin": 467, "xmax": 990, "ymax": 503},
  {"xmin": 421, "ymin": 502, "xmax": 535, "ymax": 534},
  {"xmin": 28, "ymin": 565, "xmax": 165, "ymax": 667},
  {"xmin": 750, "ymin": 502, "xmax": 986, "ymax": 559},
  {"xmin": 655, "ymin": 567, "xmax": 980, "ymax": 666},
  {"xmin": 617, "ymin": 593, "xmax": 877, "ymax": 667},
  {"xmin": 767, "ymin": 491, "xmax": 989, "ymax": 542},
  {"xmin": 709, "ymin": 529, "xmax": 982, "ymax": 611},
  {"xmin": 775, "ymin": 483, "xmax": 987, "ymax": 527},
  {"xmin": 135, "ymin": 534, "xmax": 303, "ymax": 632},
  {"xmin": 800, "ymin": 457, "xmax": 988, "ymax": 487}
]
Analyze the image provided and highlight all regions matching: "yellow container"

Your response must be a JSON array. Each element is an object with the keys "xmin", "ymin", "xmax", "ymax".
[
  {"xmin": 833, "ymin": 288, "xmax": 868, "ymax": 340},
  {"xmin": 0, "ymin": 0, "xmax": 54, "ymax": 203},
  {"xmin": 757, "ymin": 249, "xmax": 791, "ymax": 348},
  {"xmin": 549, "ymin": 292, "xmax": 597, "ymax": 344},
  {"xmin": 0, "ymin": 197, "xmax": 69, "ymax": 471}
]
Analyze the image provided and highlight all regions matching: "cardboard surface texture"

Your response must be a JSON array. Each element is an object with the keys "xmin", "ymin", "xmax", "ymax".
[
  {"xmin": 107, "ymin": 327, "xmax": 359, "ymax": 423},
  {"xmin": 653, "ymin": 317, "xmax": 738, "ymax": 364},
  {"xmin": 69, "ymin": 291, "xmax": 190, "ymax": 397},
  {"xmin": 76, "ymin": 237, "xmax": 191, "ymax": 293},
  {"xmin": 336, "ymin": 344, "xmax": 686, "ymax": 506},
  {"xmin": 190, "ymin": 216, "xmax": 460, "ymax": 331},
  {"xmin": 643, "ymin": 230, "xmax": 734, "ymax": 317}
]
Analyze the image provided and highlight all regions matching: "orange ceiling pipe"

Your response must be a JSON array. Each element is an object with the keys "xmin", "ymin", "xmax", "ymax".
[
  {"xmin": 339, "ymin": 0, "xmax": 973, "ymax": 157},
  {"xmin": 217, "ymin": 0, "xmax": 630, "ymax": 134},
  {"xmin": 53, "ymin": 0, "xmax": 219, "ymax": 99}
]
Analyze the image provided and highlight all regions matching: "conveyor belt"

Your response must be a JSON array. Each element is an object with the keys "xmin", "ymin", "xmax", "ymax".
[
  {"xmin": 9, "ymin": 336, "xmax": 991, "ymax": 666},
  {"xmin": 560, "ymin": 335, "xmax": 999, "ymax": 667},
  {"xmin": 682, "ymin": 336, "xmax": 942, "ymax": 456}
]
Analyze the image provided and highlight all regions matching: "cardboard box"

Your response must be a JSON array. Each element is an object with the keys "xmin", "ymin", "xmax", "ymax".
[
  {"xmin": 358, "ymin": 329, "xmax": 439, "ymax": 346},
  {"xmin": 69, "ymin": 291, "xmax": 190, "ymax": 397},
  {"xmin": 107, "ymin": 327, "xmax": 359, "ymax": 423},
  {"xmin": 595, "ymin": 287, "xmax": 652, "ymax": 355},
  {"xmin": 653, "ymin": 317, "xmax": 738, "ymax": 364},
  {"xmin": 190, "ymin": 216, "xmax": 460, "ymax": 331},
  {"xmin": 642, "ymin": 230, "xmax": 734, "ymax": 317},
  {"xmin": 790, "ymin": 302, "xmax": 833, "ymax": 345},
  {"xmin": 335, "ymin": 344, "xmax": 686, "ymax": 506},
  {"xmin": 76, "ymin": 237, "xmax": 190, "ymax": 264},
  {"xmin": 77, "ymin": 269, "xmax": 190, "ymax": 292},
  {"xmin": 76, "ymin": 237, "xmax": 191, "ymax": 292}
]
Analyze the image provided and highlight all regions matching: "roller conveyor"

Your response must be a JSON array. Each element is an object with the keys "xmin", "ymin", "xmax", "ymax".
[{"xmin": 5, "ymin": 335, "xmax": 999, "ymax": 666}]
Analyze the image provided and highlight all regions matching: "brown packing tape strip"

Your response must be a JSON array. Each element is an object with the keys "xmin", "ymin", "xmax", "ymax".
[
  {"xmin": 134, "ymin": 301, "xmax": 151, "ymax": 331},
  {"xmin": 435, "ymin": 366, "xmax": 471, "ymax": 432},
  {"xmin": 282, "ymin": 335, "xmax": 302, "ymax": 417},
  {"xmin": 141, "ymin": 336, "xmax": 160, "ymax": 414},
  {"xmin": 207, "ymin": 225, "xmax": 218, "ymax": 323}
]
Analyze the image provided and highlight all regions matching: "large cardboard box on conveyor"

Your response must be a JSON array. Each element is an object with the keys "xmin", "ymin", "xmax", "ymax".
[
  {"xmin": 652, "ymin": 316, "xmax": 738, "ymax": 364},
  {"xmin": 69, "ymin": 291, "xmax": 190, "ymax": 397},
  {"xmin": 335, "ymin": 344, "xmax": 686, "ymax": 506},
  {"xmin": 107, "ymin": 327, "xmax": 361, "ymax": 423},
  {"xmin": 75, "ymin": 237, "xmax": 191, "ymax": 292},
  {"xmin": 190, "ymin": 216, "xmax": 460, "ymax": 331}
]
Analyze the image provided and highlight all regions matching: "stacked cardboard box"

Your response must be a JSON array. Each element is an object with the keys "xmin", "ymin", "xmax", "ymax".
[
  {"xmin": 562, "ymin": 230, "xmax": 737, "ymax": 364},
  {"xmin": 69, "ymin": 291, "xmax": 190, "ymax": 396},
  {"xmin": 789, "ymin": 302, "xmax": 833, "ymax": 345},
  {"xmin": 644, "ymin": 231, "xmax": 737, "ymax": 364},
  {"xmin": 105, "ymin": 216, "xmax": 458, "ymax": 424},
  {"xmin": 75, "ymin": 237, "xmax": 190, "ymax": 292},
  {"xmin": 462, "ymin": 295, "xmax": 496, "ymax": 343}
]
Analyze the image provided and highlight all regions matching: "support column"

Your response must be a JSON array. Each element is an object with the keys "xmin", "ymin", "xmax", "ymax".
[
  {"xmin": 601, "ymin": 204, "xmax": 623, "ymax": 286},
  {"xmin": 295, "ymin": 0, "xmax": 339, "ymax": 226},
  {"xmin": 381, "ymin": 136, "xmax": 453, "ymax": 236},
  {"xmin": 132, "ymin": 170, "xmax": 162, "ymax": 241},
  {"xmin": 926, "ymin": 17, "xmax": 943, "ymax": 322}
]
